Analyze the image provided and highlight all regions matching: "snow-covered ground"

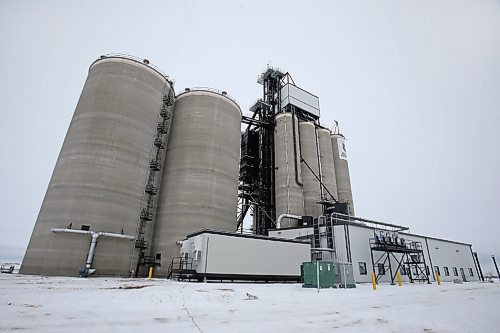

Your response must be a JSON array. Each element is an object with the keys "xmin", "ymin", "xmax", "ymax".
[{"xmin": 0, "ymin": 274, "xmax": 498, "ymax": 332}]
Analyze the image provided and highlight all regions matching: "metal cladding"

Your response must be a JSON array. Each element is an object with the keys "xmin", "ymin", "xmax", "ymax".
[
  {"xmin": 21, "ymin": 57, "xmax": 174, "ymax": 276},
  {"xmin": 274, "ymin": 113, "xmax": 304, "ymax": 227},
  {"xmin": 317, "ymin": 128, "xmax": 338, "ymax": 202},
  {"xmin": 152, "ymin": 90, "xmax": 242, "ymax": 276},
  {"xmin": 299, "ymin": 121, "xmax": 322, "ymax": 217},
  {"xmin": 331, "ymin": 133, "xmax": 355, "ymax": 216}
]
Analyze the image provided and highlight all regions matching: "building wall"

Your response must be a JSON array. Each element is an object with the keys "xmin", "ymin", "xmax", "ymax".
[
  {"xmin": 269, "ymin": 224, "xmax": 479, "ymax": 284},
  {"xmin": 423, "ymin": 237, "xmax": 478, "ymax": 282}
]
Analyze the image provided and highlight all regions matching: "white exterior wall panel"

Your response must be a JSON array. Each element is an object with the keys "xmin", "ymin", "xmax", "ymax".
[
  {"xmin": 280, "ymin": 84, "xmax": 320, "ymax": 118},
  {"xmin": 422, "ymin": 237, "xmax": 477, "ymax": 282},
  {"xmin": 184, "ymin": 232, "xmax": 310, "ymax": 278}
]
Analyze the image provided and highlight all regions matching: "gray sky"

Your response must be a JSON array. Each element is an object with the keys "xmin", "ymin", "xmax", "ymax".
[{"xmin": 1, "ymin": 0, "xmax": 499, "ymax": 272}]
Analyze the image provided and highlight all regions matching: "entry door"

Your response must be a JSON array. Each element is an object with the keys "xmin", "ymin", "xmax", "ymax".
[{"xmin": 460, "ymin": 268, "xmax": 467, "ymax": 282}]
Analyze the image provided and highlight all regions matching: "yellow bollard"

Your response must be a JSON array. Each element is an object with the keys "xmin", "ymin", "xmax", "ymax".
[
  {"xmin": 148, "ymin": 267, "xmax": 153, "ymax": 280},
  {"xmin": 436, "ymin": 271, "xmax": 441, "ymax": 285},
  {"xmin": 397, "ymin": 271, "xmax": 402, "ymax": 287},
  {"xmin": 371, "ymin": 272, "xmax": 377, "ymax": 290}
]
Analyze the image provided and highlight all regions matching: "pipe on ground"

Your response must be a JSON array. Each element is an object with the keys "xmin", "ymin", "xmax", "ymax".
[{"xmin": 51, "ymin": 228, "xmax": 134, "ymax": 272}]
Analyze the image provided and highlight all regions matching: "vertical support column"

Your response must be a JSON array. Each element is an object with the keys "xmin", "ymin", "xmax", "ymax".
[{"xmin": 388, "ymin": 251, "xmax": 394, "ymax": 285}]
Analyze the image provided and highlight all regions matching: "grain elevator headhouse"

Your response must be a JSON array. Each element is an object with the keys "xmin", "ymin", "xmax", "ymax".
[{"xmin": 238, "ymin": 66, "xmax": 355, "ymax": 236}]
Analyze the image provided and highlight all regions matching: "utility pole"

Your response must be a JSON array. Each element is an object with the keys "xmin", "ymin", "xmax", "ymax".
[
  {"xmin": 492, "ymin": 255, "xmax": 500, "ymax": 282},
  {"xmin": 473, "ymin": 252, "xmax": 484, "ymax": 281}
]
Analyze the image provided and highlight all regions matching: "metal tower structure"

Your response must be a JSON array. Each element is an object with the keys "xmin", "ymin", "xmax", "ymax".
[
  {"xmin": 238, "ymin": 67, "xmax": 331, "ymax": 235},
  {"xmin": 238, "ymin": 67, "xmax": 285, "ymax": 235}
]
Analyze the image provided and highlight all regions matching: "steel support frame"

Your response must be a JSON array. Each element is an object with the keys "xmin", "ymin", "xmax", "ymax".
[
  {"xmin": 370, "ymin": 243, "xmax": 430, "ymax": 284},
  {"xmin": 370, "ymin": 250, "xmax": 405, "ymax": 284}
]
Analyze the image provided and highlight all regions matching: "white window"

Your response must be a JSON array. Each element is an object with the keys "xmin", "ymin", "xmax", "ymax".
[{"xmin": 358, "ymin": 262, "xmax": 367, "ymax": 275}]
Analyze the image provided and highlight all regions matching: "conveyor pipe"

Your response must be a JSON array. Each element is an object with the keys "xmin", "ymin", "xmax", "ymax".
[{"xmin": 276, "ymin": 214, "xmax": 302, "ymax": 229}]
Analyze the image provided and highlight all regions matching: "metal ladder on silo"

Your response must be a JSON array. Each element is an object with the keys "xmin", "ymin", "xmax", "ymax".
[{"xmin": 134, "ymin": 89, "xmax": 174, "ymax": 276}]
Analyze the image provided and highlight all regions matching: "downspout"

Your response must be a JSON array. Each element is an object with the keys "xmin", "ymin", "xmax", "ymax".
[
  {"xmin": 291, "ymin": 108, "xmax": 303, "ymax": 187},
  {"xmin": 314, "ymin": 126, "xmax": 324, "ymax": 200},
  {"xmin": 86, "ymin": 233, "xmax": 99, "ymax": 270}
]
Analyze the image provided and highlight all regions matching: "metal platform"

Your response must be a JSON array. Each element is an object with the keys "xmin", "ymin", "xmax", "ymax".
[{"xmin": 370, "ymin": 233, "xmax": 430, "ymax": 284}]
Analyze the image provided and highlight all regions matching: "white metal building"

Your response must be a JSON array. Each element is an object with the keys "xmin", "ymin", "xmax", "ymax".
[{"xmin": 269, "ymin": 220, "xmax": 479, "ymax": 284}]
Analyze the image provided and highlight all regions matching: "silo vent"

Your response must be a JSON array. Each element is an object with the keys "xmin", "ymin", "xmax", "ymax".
[
  {"xmin": 143, "ymin": 59, "xmax": 150, "ymax": 64},
  {"xmin": 185, "ymin": 88, "xmax": 191, "ymax": 92},
  {"xmin": 222, "ymin": 91, "xmax": 227, "ymax": 96}
]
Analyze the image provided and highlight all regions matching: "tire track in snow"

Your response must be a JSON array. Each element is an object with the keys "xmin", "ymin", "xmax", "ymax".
[{"xmin": 180, "ymin": 284, "xmax": 203, "ymax": 333}]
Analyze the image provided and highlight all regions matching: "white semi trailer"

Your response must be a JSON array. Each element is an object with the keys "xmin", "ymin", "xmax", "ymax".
[{"xmin": 176, "ymin": 230, "xmax": 310, "ymax": 281}]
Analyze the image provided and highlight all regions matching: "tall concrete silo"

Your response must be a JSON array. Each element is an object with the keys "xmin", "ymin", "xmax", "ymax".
[
  {"xmin": 317, "ymin": 128, "xmax": 338, "ymax": 202},
  {"xmin": 274, "ymin": 113, "xmax": 304, "ymax": 227},
  {"xmin": 331, "ymin": 133, "xmax": 355, "ymax": 216},
  {"xmin": 21, "ymin": 56, "xmax": 174, "ymax": 276},
  {"xmin": 152, "ymin": 89, "xmax": 242, "ymax": 276},
  {"xmin": 299, "ymin": 121, "xmax": 322, "ymax": 217}
]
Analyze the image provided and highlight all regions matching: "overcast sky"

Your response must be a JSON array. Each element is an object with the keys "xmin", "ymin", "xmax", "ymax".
[{"xmin": 1, "ymin": 0, "xmax": 499, "ymax": 273}]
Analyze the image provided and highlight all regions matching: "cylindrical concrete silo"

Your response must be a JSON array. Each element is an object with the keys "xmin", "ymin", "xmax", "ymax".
[
  {"xmin": 317, "ymin": 128, "xmax": 338, "ymax": 202},
  {"xmin": 20, "ymin": 56, "xmax": 174, "ymax": 276},
  {"xmin": 331, "ymin": 133, "xmax": 355, "ymax": 216},
  {"xmin": 152, "ymin": 89, "xmax": 242, "ymax": 276},
  {"xmin": 274, "ymin": 113, "xmax": 304, "ymax": 227},
  {"xmin": 299, "ymin": 121, "xmax": 322, "ymax": 218}
]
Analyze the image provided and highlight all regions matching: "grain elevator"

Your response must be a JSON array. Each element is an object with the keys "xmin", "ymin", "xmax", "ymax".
[{"xmin": 21, "ymin": 55, "xmax": 481, "ymax": 284}]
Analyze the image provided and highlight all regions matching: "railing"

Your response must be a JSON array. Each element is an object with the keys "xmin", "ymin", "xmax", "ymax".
[
  {"xmin": 370, "ymin": 236, "xmax": 423, "ymax": 253},
  {"xmin": 167, "ymin": 257, "xmax": 195, "ymax": 280},
  {"xmin": 90, "ymin": 53, "xmax": 173, "ymax": 84},
  {"xmin": 177, "ymin": 86, "xmax": 241, "ymax": 110},
  {"xmin": 328, "ymin": 212, "xmax": 410, "ymax": 232}
]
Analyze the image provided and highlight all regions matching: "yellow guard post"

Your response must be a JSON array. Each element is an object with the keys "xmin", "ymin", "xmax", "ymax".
[{"xmin": 371, "ymin": 272, "xmax": 377, "ymax": 290}]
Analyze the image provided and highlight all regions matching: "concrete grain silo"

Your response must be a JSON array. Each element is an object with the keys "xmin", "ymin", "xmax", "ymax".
[
  {"xmin": 274, "ymin": 113, "xmax": 304, "ymax": 227},
  {"xmin": 299, "ymin": 121, "xmax": 322, "ymax": 217},
  {"xmin": 317, "ymin": 127, "xmax": 338, "ymax": 202},
  {"xmin": 21, "ymin": 56, "xmax": 174, "ymax": 276},
  {"xmin": 151, "ymin": 89, "xmax": 242, "ymax": 276},
  {"xmin": 331, "ymin": 133, "xmax": 355, "ymax": 216}
]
